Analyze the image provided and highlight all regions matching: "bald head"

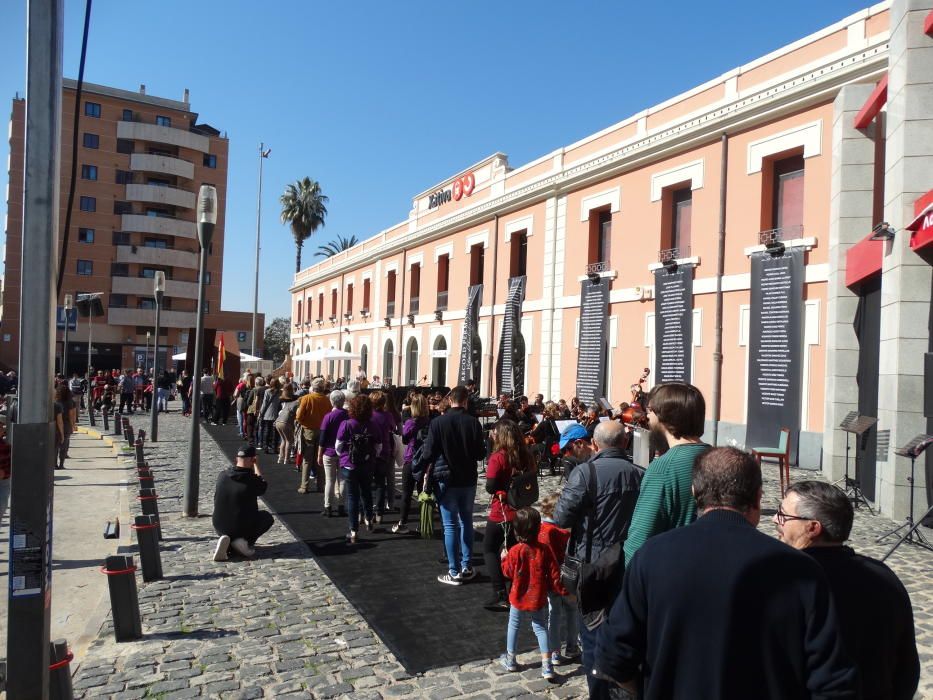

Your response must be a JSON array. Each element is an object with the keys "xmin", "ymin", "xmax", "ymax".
[{"xmin": 593, "ymin": 420, "xmax": 625, "ymax": 450}]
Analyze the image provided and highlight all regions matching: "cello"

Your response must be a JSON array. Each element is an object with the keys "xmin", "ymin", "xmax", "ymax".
[{"xmin": 619, "ymin": 368, "xmax": 650, "ymax": 429}]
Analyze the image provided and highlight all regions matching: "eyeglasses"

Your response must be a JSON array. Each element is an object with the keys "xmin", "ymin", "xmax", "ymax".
[{"xmin": 774, "ymin": 506, "xmax": 812, "ymax": 525}]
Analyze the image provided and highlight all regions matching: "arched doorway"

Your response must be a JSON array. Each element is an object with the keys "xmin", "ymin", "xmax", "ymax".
[
  {"xmin": 343, "ymin": 341, "xmax": 352, "ymax": 380},
  {"xmin": 432, "ymin": 336, "xmax": 447, "ymax": 388},
  {"xmin": 360, "ymin": 345, "xmax": 369, "ymax": 376},
  {"xmin": 383, "ymin": 339, "xmax": 394, "ymax": 385},
  {"xmin": 405, "ymin": 337, "xmax": 419, "ymax": 386}
]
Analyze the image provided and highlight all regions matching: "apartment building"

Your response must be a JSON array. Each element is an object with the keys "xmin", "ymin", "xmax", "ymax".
[{"xmin": 2, "ymin": 80, "xmax": 261, "ymax": 373}]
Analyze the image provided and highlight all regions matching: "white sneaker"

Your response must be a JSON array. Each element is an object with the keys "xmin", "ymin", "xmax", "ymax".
[
  {"xmin": 212, "ymin": 535, "xmax": 230, "ymax": 562},
  {"xmin": 230, "ymin": 537, "xmax": 255, "ymax": 557}
]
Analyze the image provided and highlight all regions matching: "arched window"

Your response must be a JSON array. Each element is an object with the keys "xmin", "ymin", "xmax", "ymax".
[
  {"xmin": 405, "ymin": 337, "xmax": 419, "ymax": 386},
  {"xmin": 383, "ymin": 339, "xmax": 394, "ymax": 385},
  {"xmin": 431, "ymin": 336, "xmax": 447, "ymax": 388},
  {"xmin": 343, "ymin": 342, "xmax": 352, "ymax": 379},
  {"xmin": 360, "ymin": 345, "xmax": 369, "ymax": 375}
]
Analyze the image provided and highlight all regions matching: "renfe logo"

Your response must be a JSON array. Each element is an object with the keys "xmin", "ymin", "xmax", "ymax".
[{"xmin": 428, "ymin": 172, "xmax": 475, "ymax": 210}]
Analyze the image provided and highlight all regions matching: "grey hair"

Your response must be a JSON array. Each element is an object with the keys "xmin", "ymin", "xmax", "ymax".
[
  {"xmin": 785, "ymin": 480, "xmax": 853, "ymax": 543},
  {"xmin": 255, "ymin": 376, "xmax": 265, "ymax": 387},
  {"xmin": 593, "ymin": 421, "xmax": 625, "ymax": 449},
  {"xmin": 311, "ymin": 377, "xmax": 326, "ymax": 392},
  {"xmin": 329, "ymin": 390, "xmax": 345, "ymax": 408},
  {"xmin": 347, "ymin": 380, "xmax": 361, "ymax": 393}
]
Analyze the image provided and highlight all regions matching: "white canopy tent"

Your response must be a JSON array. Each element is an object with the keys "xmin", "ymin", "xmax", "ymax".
[
  {"xmin": 292, "ymin": 347, "xmax": 361, "ymax": 362},
  {"xmin": 171, "ymin": 351, "xmax": 261, "ymax": 362}
]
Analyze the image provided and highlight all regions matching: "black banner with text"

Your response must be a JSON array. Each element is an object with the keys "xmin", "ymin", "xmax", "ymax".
[
  {"xmin": 458, "ymin": 284, "xmax": 483, "ymax": 386},
  {"xmin": 654, "ymin": 264, "xmax": 694, "ymax": 384},
  {"xmin": 745, "ymin": 248, "xmax": 804, "ymax": 458},
  {"xmin": 575, "ymin": 278, "xmax": 610, "ymax": 405},
  {"xmin": 496, "ymin": 275, "xmax": 527, "ymax": 396}
]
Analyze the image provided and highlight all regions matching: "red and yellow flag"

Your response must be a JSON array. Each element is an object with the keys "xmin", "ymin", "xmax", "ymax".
[{"xmin": 217, "ymin": 333, "xmax": 226, "ymax": 380}]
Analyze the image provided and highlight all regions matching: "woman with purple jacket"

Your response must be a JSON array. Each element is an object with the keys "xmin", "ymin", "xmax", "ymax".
[
  {"xmin": 393, "ymin": 393, "xmax": 431, "ymax": 534},
  {"xmin": 317, "ymin": 390, "xmax": 348, "ymax": 518},
  {"xmin": 369, "ymin": 391, "xmax": 398, "ymax": 524},
  {"xmin": 335, "ymin": 394, "xmax": 379, "ymax": 544}
]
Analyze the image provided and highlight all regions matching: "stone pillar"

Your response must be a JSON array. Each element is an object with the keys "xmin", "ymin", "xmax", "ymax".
[
  {"xmin": 877, "ymin": 0, "xmax": 933, "ymax": 519},
  {"xmin": 823, "ymin": 82, "xmax": 878, "ymax": 484}
]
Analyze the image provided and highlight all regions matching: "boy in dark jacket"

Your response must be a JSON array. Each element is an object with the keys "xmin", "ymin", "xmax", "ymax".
[{"xmin": 212, "ymin": 445, "xmax": 273, "ymax": 560}]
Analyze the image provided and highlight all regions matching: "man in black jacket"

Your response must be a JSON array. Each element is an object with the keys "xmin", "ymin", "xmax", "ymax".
[
  {"xmin": 775, "ymin": 480, "xmax": 919, "ymax": 700},
  {"xmin": 422, "ymin": 385, "xmax": 485, "ymax": 585},
  {"xmin": 212, "ymin": 445, "xmax": 273, "ymax": 561},
  {"xmin": 555, "ymin": 421, "xmax": 642, "ymax": 699},
  {"xmin": 595, "ymin": 447, "xmax": 857, "ymax": 699}
]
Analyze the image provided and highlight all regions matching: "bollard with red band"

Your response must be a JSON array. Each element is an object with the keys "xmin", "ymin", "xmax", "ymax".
[
  {"xmin": 137, "ymin": 487, "xmax": 162, "ymax": 539},
  {"xmin": 49, "ymin": 638, "xmax": 74, "ymax": 700},
  {"xmin": 137, "ymin": 468, "xmax": 155, "ymax": 491},
  {"xmin": 132, "ymin": 515, "xmax": 162, "ymax": 582},
  {"xmin": 101, "ymin": 555, "xmax": 142, "ymax": 642}
]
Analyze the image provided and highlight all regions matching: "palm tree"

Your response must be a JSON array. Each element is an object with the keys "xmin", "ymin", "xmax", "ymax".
[
  {"xmin": 315, "ymin": 235, "xmax": 359, "ymax": 258},
  {"xmin": 280, "ymin": 177, "xmax": 329, "ymax": 273}
]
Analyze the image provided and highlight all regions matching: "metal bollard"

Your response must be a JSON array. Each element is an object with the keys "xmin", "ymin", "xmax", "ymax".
[
  {"xmin": 134, "ymin": 439, "xmax": 145, "ymax": 469},
  {"xmin": 133, "ymin": 515, "xmax": 162, "ymax": 582},
  {"xmin": 49, "ymin": 638, "xmax": 74, "ymax": 700},
  {"xmin": 113, "ymin": 412, "xmax": 123, "ymax": 436},
  {"xmin": 137, "ymin": 488, "xmax": 162, "ymax": 540},
  {"xmin": 88, "ymin": 400, "xmax": 96, "ymax": 427},
  {"xmin": 102, "ymin": 407, "xmax": 110, "ymax": 433},
  {"xmin": 101, "ymin": 555, "xmax": 142, "ymax": 642},
  {"xmin": 137, "ymin": 428, "xmax": 146, "ymax": 443},
  {"xmin": 137, "ymin": 467, "xmax": 154, "ymax": 491}
]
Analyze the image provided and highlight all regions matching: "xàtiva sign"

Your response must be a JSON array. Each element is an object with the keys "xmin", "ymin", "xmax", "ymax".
[{"xmin": 428, "ymin": 173, "xmax": 475, "ymax": 210}]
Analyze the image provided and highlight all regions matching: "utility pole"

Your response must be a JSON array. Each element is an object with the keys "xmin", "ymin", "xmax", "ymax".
[
  {"xmin": 63, "ymin": 293, "xmax": 73, "ymax": 376},
  {"xmin": 6, "ymin": 1, "xmax": 63, "ymax": 697},
  {"xmin": 251, "ymin": 143, "xmax": 270, "ymax": 357},
  {"xmin": 184, "ymin": 185, "xmax": 217, "ymax": 516}
]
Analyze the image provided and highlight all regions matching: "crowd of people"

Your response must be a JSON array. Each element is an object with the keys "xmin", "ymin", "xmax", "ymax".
[{"xmin": 206, "ymin": 370, "xmax": 921, "ymax": 697}]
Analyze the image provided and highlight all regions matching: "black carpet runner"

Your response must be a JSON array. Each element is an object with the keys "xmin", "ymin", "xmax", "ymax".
[{"xmin": 205, "ymin": 422, "xmax": 536, "ymax": 674}]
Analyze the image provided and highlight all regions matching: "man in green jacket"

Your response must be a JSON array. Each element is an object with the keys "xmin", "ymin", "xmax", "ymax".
[{"xmin": 623, "ymin": 382, "xmax": 709, "ymax": 566}]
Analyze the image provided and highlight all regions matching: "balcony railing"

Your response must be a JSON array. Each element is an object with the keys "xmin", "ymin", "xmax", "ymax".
[
  {"xmin": 409, "ymin": 296, "xmax": 420, "ymax": 315},
  {"xmin": 585, "ymin": 261, "xmax": 609, "ymax": 276},
  {"xmin": 436, "ymin": 290, "xmax": 448, "ymax": 311},
  {"xmin": 758, "ymin": 224, "xmax": 804, "ymax": 246},
  {"xmin": 386, "ymin": 301, "xmax": 396, "ymax": 317}
]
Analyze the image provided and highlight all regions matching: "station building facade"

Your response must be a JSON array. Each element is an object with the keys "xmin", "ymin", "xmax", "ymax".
[{"xmin": 291, "ymin": 0, "xmax": 933, "ymax": 521}]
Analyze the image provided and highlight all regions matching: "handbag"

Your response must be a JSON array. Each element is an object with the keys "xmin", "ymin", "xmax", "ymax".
[{"xmin": 507, "ymin": 467, "xmax": 539, "ymax": 509}]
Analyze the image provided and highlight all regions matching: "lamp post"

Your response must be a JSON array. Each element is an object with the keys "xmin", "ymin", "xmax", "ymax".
[
  {"xmin": 184, "ymin": 185, "xmax": 217, "ymax": 517},
  {"xmin": 63, "ymin": 293, "xmax": 73, "ymax": 377},
  {"xmin": 150, "ymin": 271, "xmax": 165, "ymax": 442},
  {"xmin": 251, "ymin": 143, "xmax": 270, "ymax": 357}
]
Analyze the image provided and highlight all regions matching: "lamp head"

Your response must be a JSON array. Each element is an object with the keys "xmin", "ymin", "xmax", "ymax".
[
  {"xmin": 197, "ymin": 185, "xmax": 218, "ymax": 226},
  {"xmin": 64, "ymin": 293, "xmax": 73, "ymax": 310},
  {"xmin": 154, "ymin": 270, "xmax": 166, "ymax": 295},
  {"xmin": 869, "ymin": 222, "xmax": 896, "ymax": 241}
]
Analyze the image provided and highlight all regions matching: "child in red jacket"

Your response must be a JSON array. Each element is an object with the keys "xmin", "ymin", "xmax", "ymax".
[
  {"xmin": 539, "ymin": 491, "xmax": 581, "ymax": 665},
  {"xmin": 499, "ymin": 506, "xmax": 562, "ymax": 681}
]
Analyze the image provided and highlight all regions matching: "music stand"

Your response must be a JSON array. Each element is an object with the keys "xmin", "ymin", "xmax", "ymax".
[
  {"xmin": 839, "ymin": 413, "xmax": 877, "ymax": 513},
  {"xmin": 879, "ymin": 435, "xmax": 933, "ymax": 561}
]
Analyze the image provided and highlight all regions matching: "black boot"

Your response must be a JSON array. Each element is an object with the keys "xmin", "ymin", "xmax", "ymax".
[{"xmin": 483, "ymin": 589, "xmax": 509, "ymax": 611}]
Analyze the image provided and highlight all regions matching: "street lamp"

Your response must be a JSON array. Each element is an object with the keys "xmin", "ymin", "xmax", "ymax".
[
  {"xmin": 149, "ymin": 271, "xmax": 165, "ymax": 442},
  {"xmin": 63, "ymin": 293, "xmax": 73, "ymax": 378},
  {"xmin": 184, "ymin": 184, "xmax": 217, "ymax": 517},
  {"xmin": 252, "ymin": 143, "xmax": 271, "ymax": 357}
]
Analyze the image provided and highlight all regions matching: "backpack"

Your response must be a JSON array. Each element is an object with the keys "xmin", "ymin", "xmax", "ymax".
[
  {"xmin": 507, "ymin": 467, "xmax": 539, "ymax": 509},
  {"xmin": 349, "ymin": 428, "xmax": 373, "ymax": 468},
  {"xmin": 410, "ymin": 423, "xmax": 432, "ymax": 472}
]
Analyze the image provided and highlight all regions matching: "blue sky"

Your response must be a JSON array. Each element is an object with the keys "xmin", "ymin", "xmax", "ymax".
[{"xmin": 1, "ymin": 1, "xmax": 871, "ymax": 323}]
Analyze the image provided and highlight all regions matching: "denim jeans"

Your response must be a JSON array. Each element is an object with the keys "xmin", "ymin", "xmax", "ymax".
[
  {"xmin": 438, "ymin": 485, "xmax": 476, "ymax": 576},
  {"xmin": 342, "ymin": 466, "xmax": 373, "ymax": 533},
  {"xmin": 507, "ymin": 605, "xmax": 549, "ymax": 655},
  {"xmin": 579, "ymin": 616, "xmax": 611, "ymax": 699},
  {"xmin": 547, "ymin": 591, "xmax": 579, "ymax": 654},
  {"xmin": 156, "ymin": 388, "xmax": 168, "ymax": 412}
]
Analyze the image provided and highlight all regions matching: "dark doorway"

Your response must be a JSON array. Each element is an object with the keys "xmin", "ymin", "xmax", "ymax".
[{"xmin": 853, "ymin": 276, "xmax": 881, "ymax": 502}]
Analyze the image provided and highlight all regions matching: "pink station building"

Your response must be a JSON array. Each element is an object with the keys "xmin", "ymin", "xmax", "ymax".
[{"xmin": 291, "ymin": 0, "xmax": 933, "ymax": 522}]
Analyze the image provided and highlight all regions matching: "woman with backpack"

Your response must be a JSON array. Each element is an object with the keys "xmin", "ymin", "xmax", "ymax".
[
  {"xmin": 483, "ymin": 419, "xmax": 537, "ymax": 611},
  {"xmin": 393, "ymin": 393, "xmax": 431, "ymax": 534},
  {"xmin": 273, "ymin": 383, "xmax": 299, "ymax": 465},
  {"xmin": 245, "ymin": 376, "xmax": 266, "ymax": 445},
  {"xmin": 259, "ymin": 378, "xmax": 282, "ymax": 453},
  {"xmin": 335, "ymin": 394, "xmax": 379, "ymax": 544}
]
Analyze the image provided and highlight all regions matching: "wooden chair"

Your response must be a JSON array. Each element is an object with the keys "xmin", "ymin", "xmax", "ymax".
[{"xmin": 751, "ymin": 428, "xmax": 791, "ymax": 496}]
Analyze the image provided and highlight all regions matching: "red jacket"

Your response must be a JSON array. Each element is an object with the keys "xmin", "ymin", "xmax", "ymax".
[
  {"xmin": 502, "ymin": 541, "xmax": 562, "ymax": 611},
  {"xmin": 538, "ymin": 520, "xmax": 571, "ymax": 596}
]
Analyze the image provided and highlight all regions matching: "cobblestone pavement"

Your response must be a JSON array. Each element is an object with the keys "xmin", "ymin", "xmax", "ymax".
[{"xmin": 69, "ymin": 415, "xmax": 933, "ymax": 699}]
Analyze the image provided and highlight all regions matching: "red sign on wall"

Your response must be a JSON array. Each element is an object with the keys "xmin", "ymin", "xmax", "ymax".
[{"xmin": 428, "ymin": 172, "xmax": 475, "ymax": 210}]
